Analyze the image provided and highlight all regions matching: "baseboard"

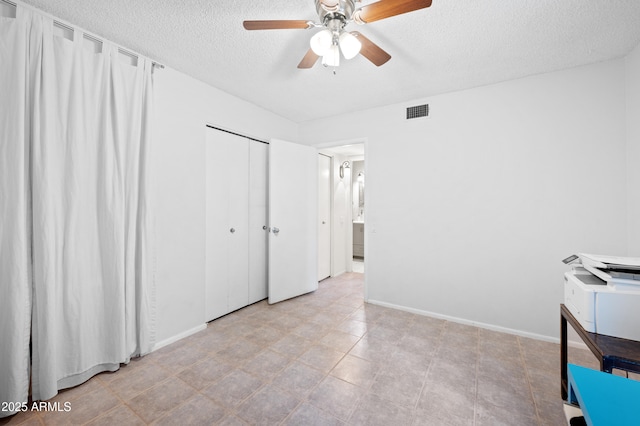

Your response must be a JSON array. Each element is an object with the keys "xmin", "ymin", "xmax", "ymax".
[
  {"xmin": 366, "ymin": 299, "xmax": 588, "ymax": 349},
  {"xmin": 151, "ymin": 324, "xmax": 207, "ymax": 352}
]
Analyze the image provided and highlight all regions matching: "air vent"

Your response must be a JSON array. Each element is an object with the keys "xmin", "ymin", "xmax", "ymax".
[{"xmin": 406, "ymin": 104, "xmax": 428, "ymax": 119}]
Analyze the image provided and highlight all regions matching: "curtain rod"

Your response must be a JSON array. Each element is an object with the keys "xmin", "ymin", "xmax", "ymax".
[
  {"xmin": 1, "ymin": 0, "xmax": 165, "ymax": 69},
  {"xmin": 206, "ymin": 125, "xmax": 269, "ymax": 145}
]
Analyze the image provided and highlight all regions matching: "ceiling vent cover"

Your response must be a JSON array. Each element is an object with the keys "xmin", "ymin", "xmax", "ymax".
[{"xmin": 406, "ymin": 104, "xmax": 428, "ymax": 119}]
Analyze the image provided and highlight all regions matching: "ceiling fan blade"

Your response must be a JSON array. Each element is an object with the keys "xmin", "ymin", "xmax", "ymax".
[
  {"xmin": 298, "ymin": 49, "xmax": 320, "ymax": 69},
  {"xmin": 243, "ymin": 20, "xmax": 312, "ymax": 30},
  {"xmin": 352, "ymin": 32, "xmax": 391, "ymax": 66},
  {"xmin": 353, "ymin": 0, "xmax": 432, "ymax": 24}
]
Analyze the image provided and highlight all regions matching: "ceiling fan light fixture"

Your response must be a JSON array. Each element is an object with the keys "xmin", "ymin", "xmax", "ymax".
[
  {"xmin": 322, "ymin": 44, "xmax": 340, "ymax": 67},
  {"xmin": 310, "ymin": 29, "xmax": 333, "ymax": 56},
  {"xmin": 339, "ymin": 31, "xmax": 361, "ymax": 60}
]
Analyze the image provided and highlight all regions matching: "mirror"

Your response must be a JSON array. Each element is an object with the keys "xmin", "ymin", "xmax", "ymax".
[
  {"xmin": 357, "ymin": 172, "xmax": 364, "ymax": 208},
  {"xmin": 352, "ymin": 161, "xmax": 364, "ymax": 221}
]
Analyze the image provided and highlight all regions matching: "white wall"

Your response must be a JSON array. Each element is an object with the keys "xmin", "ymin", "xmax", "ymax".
[
  {"xmin": 626, "ymin": 43, "xmax": 640, "ymax": 256},
  {"xmin": 153, "ymin": 68, "xmax": 297, "ymax": 345},
  {"xmin": 300, "ymin": 59, "xmax": 628, "ymax": 340}
]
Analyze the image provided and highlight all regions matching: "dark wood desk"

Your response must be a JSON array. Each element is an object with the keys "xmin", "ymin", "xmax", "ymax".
[{"xmin": 560, "ymin": 304, "xmax": 640, "ymax": 400}]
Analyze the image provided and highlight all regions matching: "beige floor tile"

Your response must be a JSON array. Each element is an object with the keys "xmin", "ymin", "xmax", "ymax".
[
  {"xmin": 271, "ymin": 361, "xmax": 325, "ymax": 396},
  {"xmin": 236, "ymin": 384, "xmax": 300, "ymax": 425},
  {"xmin": 475, "ymin": 400, "xmax": 538, "ymax": 426},
  {"xmin": 349, "ymin": 393, "xmax": 415, "ymax": 426},
  {"xmin": 244, "ymin": 325, "xmax": 286, "ymax": 347},
  {"xmin": 269, "ymin": 333, "xmax": 315, "ymax": 358},
  {"xmin": 241, "ymin": 349, "xmax": 291, "ymax": 380},
  {"xmin": 533, "ymin": 393, "xmax": 568, "ymax": 426},
  {"xmin": 151, "ymin": 394, "xmax": 225, "ymax": 425},
  {"xmin": 217, "ymin": 415, "xmax": 250, "ymax": 426},
  {"xmin": 283, "ymin": 402, "xmax": 344, "ymax": 426},
  {"xmin": 416, "ymin": 387, "xmax": 475, "ymax": 426},
  {"xmin": 106, "ymin": 362, "xmax": 172, "ymax": 401},
  {"xmin": 320, "ymin": 330, "xmax": 361, "ymax": 353},
  {"xmin": 335, "ymin": 319, "xmax": 369, "ymax": 337},
  {"xmin": 85, "ymin": 405, "xmax": 145, "ymax": 426},
  {"xmin": 424, "ymin": 368, "xmax": 477, "ymax": 397},
  {"xmin": 476, "ymin": 377, "xmax": 537, "ymax": 418},
  {"xmin": 568, "ymin": 347, "xmax": 599, "ymax": 370},
  {"xmin": 382, "ymin": 347, "xmax": 433, "ymax": 376},
  {"xmin": 191, "ymin": 328, "xmax": 236, "ymax": 353},
  {"xmin": 41, "ymin": 385, "xmax": 120, "ymax": 426},
  {"xmin": 201, "ymin": 370, "xmax": 263, "ymax": 408},
  {"xmin": 396, "ymin": 334, "xmax": 440, "ymax": 356},
  {"xmin": 348, "ymin": 336, "xmax": 396, "ymax": 363},
  {"xmin": 175, "ymin": 356, "xmax": 234, "ymax": 390},
  {"xmin": 330, "ymin": 354, "xmax": 379, "ymax": 388},
  {"xmin": 365, "ymin": 324, "xmax": 406, "ymax": 344},
  {"xmin": 127, "ymin": 377, "xmax": 196, "ymax": 423},
  {"xmin": 4, "ymin": 417, "xmax": 43, "ymax": 426},
  {"xmin": 216, "ymin": 339, "xmax": 264, "ymax": 365},
  {"xmin": 307, "ymin": 376, "xmax": 362, "ymax": 421},
  {"xmin": 298, "ymin": 345, "xmax": 345, "ymax": 374},
  {"xmin": 437, "ymin": 346, "xmax": 479, "ymax": 365},
  {"xmin": 149, "ymin": 344, "xmax": 206, "ymax": 373},
  {"xmin": 369, "ymin": 369, "xmax": 427, "ymax": 408},
  {"xmin": 477, "ymin": 355, "xmax": 528, "ymax": 384},
  {"xmin": 423, "ymin": 353, "xmax": 477, "ymax": 382},
  {"xmin": 526, "ymin": 366, "xmax": 559, "ymax": 399},
  {"xmin": 292, "ymin": 322, "xmax": 332, "ymax": 341},
  {"xmin": 268, "ymin": 314, "xmax": 307, "ymax": 332}
]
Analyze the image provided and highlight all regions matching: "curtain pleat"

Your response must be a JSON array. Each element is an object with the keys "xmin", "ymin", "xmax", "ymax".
[
  {"xmin": 0, "ymin": 3, "xmax": 155, "ymax": 408},
  {"xmin": 0, "ymin": 10, "xmax": 32, "ymax": 418}
]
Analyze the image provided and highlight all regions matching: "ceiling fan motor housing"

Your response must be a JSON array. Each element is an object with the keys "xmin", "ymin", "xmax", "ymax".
[{"xmin": 315, "ymin": 0, "xmax": 356, "ymax": 26}]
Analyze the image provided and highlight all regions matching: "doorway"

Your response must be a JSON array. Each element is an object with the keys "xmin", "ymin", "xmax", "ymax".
[{"xmin": 317, "ymin": 142, "xmax": 366, "ymax": 278}]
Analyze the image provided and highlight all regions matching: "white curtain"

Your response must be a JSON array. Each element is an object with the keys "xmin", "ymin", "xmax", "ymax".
[
  {"xmin": 0, "ymin": 4, "xmax": 155, "ymax": 412},
  {"xmin": 0, "ymin": 7, "xmax": 32, "ymax": 415}
]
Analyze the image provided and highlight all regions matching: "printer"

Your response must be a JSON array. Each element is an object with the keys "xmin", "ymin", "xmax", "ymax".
[{"xmin": 564, "ymin": 253, "xmax": 640, "ymax": 341}]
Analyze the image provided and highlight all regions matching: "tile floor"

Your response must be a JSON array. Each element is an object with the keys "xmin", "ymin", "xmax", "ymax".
[{"xmin": 1, "ymin": 272, "xmax": 608, "ymax": 425}]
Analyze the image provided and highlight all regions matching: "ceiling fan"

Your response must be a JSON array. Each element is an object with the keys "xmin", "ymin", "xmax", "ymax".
[{"xmin": 243, "ymin": 0, "xmax": 433, "ymax": 69}]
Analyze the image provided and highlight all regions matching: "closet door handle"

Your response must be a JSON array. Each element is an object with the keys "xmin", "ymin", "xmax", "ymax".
[
  {"xmin": 272, "ymin": 227, "xmax": 280, "ymax": 235},
  {"xmin": 230, "ymin": 228, "xmax": 236, "ymax": 234},
  {"xmin": 263, "ymin": 225, "xmax": 267, "ymax": 230}
]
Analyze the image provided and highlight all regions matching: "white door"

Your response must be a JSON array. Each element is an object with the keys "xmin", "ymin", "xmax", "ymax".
[
  {"xmin": 205, "ymin": 129, "xmax": 250, "ymax": 320},
  {"xmin": 268, "ymin": 139, "xmax": 318, "ymax": 304},
  {"xmin": 318, "ymin": 154, "xmax": 331, "ymax": 281},
  {"xmin": 248, "ymin": 141, "xmax": 268, "ymax": 303},
  {"xmin": 227, "ymin": 137, "xmax": 250, "ymax": 313},
  {"xmin": 205, "ymin": 130, "xmax": 233, "ymax": 321}
]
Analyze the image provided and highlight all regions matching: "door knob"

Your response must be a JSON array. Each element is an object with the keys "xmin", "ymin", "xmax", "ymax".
[
  {"xmin": 272, "ymin": 227, "xmax": 280, "ymax": 235},
  {"xmin": 263, "ymin": 225, "xmax": 267, "ymax": 230},
  {"xmin": 230, "ymin": 228, "xmax": 235, "ymax": 233},
  {"xmin": 322, "ymin": 221, "xmax": 326, "ymax": 224}
]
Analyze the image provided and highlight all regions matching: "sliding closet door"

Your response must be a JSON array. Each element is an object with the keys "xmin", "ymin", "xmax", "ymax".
[
  {"xmin": 205, "ymin": 129, "xmax": 250, "ymax": 319},
  {"xmin": 205, "ymin": 130, "xmax": 233, "ymax": 321},
  {"xmin": 249, "ymin": 142, "xmax": 268, "ymax": 303},
  {"xmin": 227, "ymin": 138, "xmax": 250, "ymax": 312}
]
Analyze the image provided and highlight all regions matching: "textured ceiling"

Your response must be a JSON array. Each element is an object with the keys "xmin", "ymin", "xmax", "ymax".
[{"xmin": 18, "ymin": 0, "xmax": 640, "ymax": 123}]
